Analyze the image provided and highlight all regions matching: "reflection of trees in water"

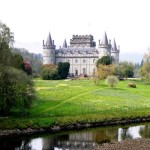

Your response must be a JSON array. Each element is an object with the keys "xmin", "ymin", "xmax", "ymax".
[
  {"xmin": 2, "ymin": 124, "xmax": 150, "ymax": 149},
  {"xmin": 42, "ymin": 134, "xmax": 69, "ymax": 150},
  {"xmin": 0, "ymin": 138, "xmax": 22, "ymax": 150},
  {"xmin": 0, "ymin": 138, "xmax": 32, "ymax": 150},
  {"xmin": 140, "ymin": 125, "xmax": 150, "ymax": 138},
  {"xmin": 93, "ymin": 127, "xmax": 118, "ymax": 144},
  {"xmin": 19, "ymin": 139, "xmax": 32, "ymax": 150}
]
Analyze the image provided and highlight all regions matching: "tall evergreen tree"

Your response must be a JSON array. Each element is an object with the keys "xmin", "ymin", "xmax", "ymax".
[{"xmin": 58, "ymin": 62, "xmax": 70, "ymax": 79}]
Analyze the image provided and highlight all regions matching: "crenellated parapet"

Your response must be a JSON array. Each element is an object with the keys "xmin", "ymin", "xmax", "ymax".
[
  {"xmin": 43, "ymin": 40, "xmax": 55, "ymax": 49},
  {"xmin": 70, "ymin": 35, "xmax": 96, "ymax": 47},
  {"xmin": 43, "ymin": 32, "xmax": 56, "ymax": 49}
]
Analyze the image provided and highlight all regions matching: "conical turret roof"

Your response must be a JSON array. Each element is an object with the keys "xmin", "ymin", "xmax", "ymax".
[
  {"xmin": 46, "ymin": 32, "xmax": 53, "ymax": 46},
  {"xmin": 113, "ymin": 38, "xmax": 117, "ymax": 51},
  {"xmin": 101, "ymin": 32, "xmax": 108, "ymax": 45},
  {"xmin": 63, "ymin": 39, "xmax": 67, "ymax": 48}
]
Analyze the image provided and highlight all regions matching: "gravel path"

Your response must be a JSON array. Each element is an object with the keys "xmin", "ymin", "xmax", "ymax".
[{"xmin": 94, "ymin": 138, "xmax": 150, "ymax": 150}]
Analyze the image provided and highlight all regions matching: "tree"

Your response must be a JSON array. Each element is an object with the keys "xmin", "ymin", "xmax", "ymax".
[
  {"xmin": 105, "ymin": 75, "xmax": 119, "ymax": 87},
  {"xmin": 57, "ymin": 62, "xmax": 70, "ymax": 79},
  {"xmin": 10, "ymin": 53, "xmax": 23, "ymax": 69},
  {"xmin": 0, "ymin": 67, "xmax": 34, "ymax": 115},
  {"xmin": 22, "ymin": 61, "xmax": 32, "ymax": 75},
  {"xmin": 0, "ymin": 21, "xmax": 14, "ymax": 46},
  {"xmin": 96, "ymin": 56, "xmax": 112, "ymax": 66},
  {"xmin": 0, "ymin": 22, "xmax": 34, "ymax": 115},
  {"xmin": 119, "ymin": 61, "xmax": 134, "ymax": 78},
  {"xmin": 139, "ymin": 49, "xmax": 150, "ymax": 80},
  {"xmin": 93, "ymin": 64, "xmax": 116, "ymax": 85},
  {"xmin": 41, "ymin": 64, "xmax": 60, "ymax": 80},
  {"xmin": 11, "ymin": 48, "xmax": 43, "ymax": 75}
]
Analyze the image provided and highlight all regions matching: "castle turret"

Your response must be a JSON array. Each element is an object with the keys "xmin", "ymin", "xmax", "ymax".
[
  {"xmin": 62, "ymin": 39, "xmax": 67, "ymax": 48},
  {"xmin": 43, "ymin": 32, "xmax": 56, "ymax": 64},
  {"xmin": 98, "ymin": 32, "xmax": 111, "ymax": 58},
  {"xmin": 111, "ymin": 38, "xmax": 120, "ymax": 64}
]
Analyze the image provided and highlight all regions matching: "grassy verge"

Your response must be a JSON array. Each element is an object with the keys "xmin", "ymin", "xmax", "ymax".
[{"xmin": 1, "ymin": 78, "xmax": 150, "ymax": 129}]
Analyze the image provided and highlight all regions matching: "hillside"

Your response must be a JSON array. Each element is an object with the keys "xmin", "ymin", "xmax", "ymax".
[{"xmin": 11, "ymin": 48, "xmax": 43, "ymax": 74}]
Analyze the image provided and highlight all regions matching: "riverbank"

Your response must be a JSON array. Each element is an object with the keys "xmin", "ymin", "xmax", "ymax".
[
  {"xmin": 95, "ymin": 139, "xmax": 150, "ymax": 150},
  {"xmin": 1, "ymin": 79, "xmax": 150, "ymax": 138},
  {"xmin": 1, "ymin": 116, "xmax": 150, "ymax": 137}
]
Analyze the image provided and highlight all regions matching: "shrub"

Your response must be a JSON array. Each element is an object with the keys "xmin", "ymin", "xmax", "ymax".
[
  {"xmin": 22, "ymin": 61, "xmax": 32, "ymax": 75},
  {"xmin": 0, "ymin": 67, "xmax": 35, "ymax": 115},
  {"xmin": 41, "ymin": 67, "xmax": 60, "ymax": 80},
  {"xmin": 105, "ymin": 75, "xmax": 119, "ymax": 87},
  {"xmin": 57, "ymin": 62, "xmax": 70, "ymax": 79},
  {"xmin": 128, "ymin": 82, "xmax": 136, "ymax": 88}
]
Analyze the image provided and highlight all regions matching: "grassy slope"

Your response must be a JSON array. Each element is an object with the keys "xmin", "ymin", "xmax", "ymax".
[{"xmin": 0, "ymin": 78, "xmax": 150, "ymax": 129}]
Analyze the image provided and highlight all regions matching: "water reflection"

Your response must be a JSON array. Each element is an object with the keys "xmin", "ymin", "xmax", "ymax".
[{"xmin": 1, "ymin": 124, "xmax": 150, "ymax": 150}]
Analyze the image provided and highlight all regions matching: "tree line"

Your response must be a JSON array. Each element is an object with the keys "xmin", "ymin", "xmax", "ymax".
[
  {"xmin": 41, "ymin": 62, "xmax": 70, "ymax": 80},
  {"xmin": 93, "ymin": 54, "xmax": 150, "ymax": 85},
  {"xmin": 11, "ymin": 48, "xmax": 43, "ymax": 76}
]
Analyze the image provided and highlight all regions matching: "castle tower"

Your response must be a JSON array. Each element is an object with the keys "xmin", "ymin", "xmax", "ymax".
[
  {"xmin": 98, "ymin": 32, "xmax": 111, "ymax": 59},
  {"xmin": 43, "ymin": 32, "xmax": 56, "ymax": 64},
  {"xmin": 111, "ymin": 38, "xmax": 120, "ymax": 64}
]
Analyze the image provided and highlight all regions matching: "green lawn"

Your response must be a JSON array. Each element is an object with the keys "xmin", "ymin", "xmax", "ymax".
[{"xmin": 1, "ymin": 78, "xmax": 150, "ymax": 129}]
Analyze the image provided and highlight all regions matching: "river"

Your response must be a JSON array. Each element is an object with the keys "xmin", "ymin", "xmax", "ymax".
[{"xmin": 1, "ymin": 123, "xmax": 150, "ymax": 150}]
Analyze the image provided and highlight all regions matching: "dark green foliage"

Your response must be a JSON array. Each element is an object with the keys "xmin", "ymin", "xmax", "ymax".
[
  {"xmin": 96, "ymin": 56, "xmax": 112, "ymax": 66},
  {"xmin": 41, "ymin": 67, "xmax": 60, "ymax": 80},
  {"xmin": 10, "ymin": 53, "xmax": 23, "ymax": 69},
  {"xmin": 57, "ymin": 62, "xmax": 70, "ymax": 79},
  {"xmin": 0, "ymin": 67, "xmax": 34, "ymax": 115},
  {"xmin": 0, "ymin": 22, "xmax": 35, "ymax": 116},
  {"xmin": 119, "ymin": 61, "xmax": 134, "ymax": 78}
]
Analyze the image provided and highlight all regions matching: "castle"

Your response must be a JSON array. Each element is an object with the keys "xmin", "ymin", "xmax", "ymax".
[{"xmin": 43, "ymin": 32, "xmax": 120, "ymax": 76}]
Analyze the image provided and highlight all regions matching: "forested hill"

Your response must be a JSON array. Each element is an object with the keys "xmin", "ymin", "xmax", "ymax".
[{"xmin": 11, "ymin": 48, "xmax": 43, "ymax": 74}]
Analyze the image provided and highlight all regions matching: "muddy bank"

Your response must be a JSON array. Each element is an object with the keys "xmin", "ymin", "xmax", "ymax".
[
  {"xmin": 94, "ymin": 139, "xmax": 150, "ymax": 150},
  {"xmin": 1, "ymin": 116, "xmax": 150, "ymax": 137}
]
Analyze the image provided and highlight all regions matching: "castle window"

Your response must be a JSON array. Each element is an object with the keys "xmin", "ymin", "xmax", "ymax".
[
  {"xmin": 83, "ymin": 59, "xmax": 86, "ymax": 63},
  {"xmin": 93, "ymin": 68, "xmax": 95, "ymax": 75},
  {"xmin": 67, "ymin": 59, "xmax": 70, "ymax": 63},
  {"xmin": 75, "ymin": 69, "xmax": 78, "ymax": 76},
  {"xmin": 83, "ymin": 68, "xmax": 86, "ymax": 75},
  {"xmin": 93, "ymin": 59, "xmax": 96, "ymax": 63},
  {"xmin": 75, "ymin": 59, "xmax": 78, "ymax": 63}
]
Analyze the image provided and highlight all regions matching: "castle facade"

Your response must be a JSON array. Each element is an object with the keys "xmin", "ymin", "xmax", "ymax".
[{"xmin": 43, "ymin": 32, "xmax": 120, "ymax": 76}]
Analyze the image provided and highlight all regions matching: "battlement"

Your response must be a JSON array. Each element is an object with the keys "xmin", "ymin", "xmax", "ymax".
[
  {"xmin": 70, "ymin": 35, "xmax": 95, "ymax": 47},
  {"xmin": 72, "ymin": 35, "xmax": 93, "ymax": 39}
]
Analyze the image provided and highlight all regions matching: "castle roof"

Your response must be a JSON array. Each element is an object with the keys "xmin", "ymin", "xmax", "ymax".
[
  {"xmin": 63, "ymin": 39, "xmax": 67, "ymax": 48},
  {"xmin": 113, "ymin": 38, "xmax": 117, "ymax": 51},
  {"xmin": 101, "ymin": 32, "xmax": 108, "ymax": 45},
  {"xmin": 56, "ymin": 47, "xmax": 98, "ymax": 54},
  {"xmin": 46, "ymin": 32, "xmax": 53, "ymax": 46}
]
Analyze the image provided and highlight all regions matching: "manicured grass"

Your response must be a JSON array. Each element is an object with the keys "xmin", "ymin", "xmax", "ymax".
[{"xmin": 1, "ymin": 78, "xmax": 150, "ymax": 129}]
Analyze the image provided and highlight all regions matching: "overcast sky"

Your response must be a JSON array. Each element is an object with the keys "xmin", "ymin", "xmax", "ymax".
[{"xmin": 0, "ymin": 0, "xmax": 150, "ymax": 56}]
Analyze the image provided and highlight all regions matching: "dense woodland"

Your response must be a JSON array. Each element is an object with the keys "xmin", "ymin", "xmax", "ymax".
[{"xmin": 11, "ymin": 48, "xmax": 43, "ymax": 75}]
